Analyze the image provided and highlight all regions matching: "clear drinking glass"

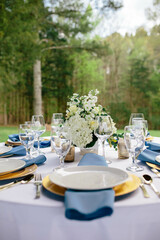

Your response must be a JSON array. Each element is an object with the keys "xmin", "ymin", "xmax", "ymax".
[
  {"xmin": 51, "ymin": 113, "xmax": 64, "ymax": 133},
  {"xmin": 51, "ymin": 113, "xmax": 64, "ymax": 151},
  {"xmin": 132, "ymin": 119, "xmax": 148, "ymax": 158},
  {"xmin": 94, "ymin": 115, "xmax": 113, "ymax": 164},
  {"xmin": 31, "ymin": 115, "xmax": 46, "ymax": 155},
  {"xmin": 19, "ymin": 124, "xmax": 34, "ymax": 160},
  {"xmin": 25, "ymin": 121, "xmax": 37, "ymax": 155},
  {"xmin": 129, "ymin": 113, "xmax": 144, "ymax": 125},
  {"xmin": 51, "ymin": 127, "xmax": 71, "ymax": 168},
  {"xmin": 132, "ymin": 119, "xmax": 148, "ymax": 138},
  {"xmin": 124, "ymin": 125, "xmax": 145, "ymax": 172}
]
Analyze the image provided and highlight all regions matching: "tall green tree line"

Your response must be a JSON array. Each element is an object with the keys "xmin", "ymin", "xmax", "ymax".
[
  {"xmin": 0, "ymin": 0, "xmax": 122, "ymax": 123},
  {"xmin": 1, "ymin": 0, "xmax": 160, "ymax": 129}
]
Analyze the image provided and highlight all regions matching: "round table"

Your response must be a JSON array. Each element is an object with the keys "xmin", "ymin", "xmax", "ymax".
[{"xmin": 0, "ymin": 145, "xmax": 160, "ymax": 240}]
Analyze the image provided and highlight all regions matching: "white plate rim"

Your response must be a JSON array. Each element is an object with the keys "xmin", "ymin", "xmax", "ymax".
[
  {"xmin": 49, "ymin": 166, "xmax": 129, "ymax": 190},
  {"xmin": 0, "ymin": 146, "xmax": 13, "ymax": 154},
  {"xmin": 7, "ymin": 139, "xmax": 21, "ymax": 144},
  {"xmin": 0, "ymin": 158, "xmax": 26, "ymax": 175}
]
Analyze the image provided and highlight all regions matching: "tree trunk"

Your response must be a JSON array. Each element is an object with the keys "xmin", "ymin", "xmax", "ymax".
[{"xmin": 33, "ymin": 59, "xmax": 42, "ymax": 115}]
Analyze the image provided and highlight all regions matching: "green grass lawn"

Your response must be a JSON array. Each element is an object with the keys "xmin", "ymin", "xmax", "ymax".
[
  {"xmin": 117, "ymin": 129, "xmax": 160, "ymax": 137},
  {"xmin": 0, "ymin": 126, "xmax": 50, "ymax": 142},
  {"xmin": 0, "ymin": 125, "xmax": 160, "ymax": 143}
]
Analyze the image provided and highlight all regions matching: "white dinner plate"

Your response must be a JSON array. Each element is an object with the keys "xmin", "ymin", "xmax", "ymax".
[
  {"xmin": 0, "ymin": 158, "xmax": 26, "ymax": 175},
  {"xmin": 49, "ymin": 166, "xmax": 129, "ymax": 190},
  {"xmin": 0, "ymin": 146, "xmax": 12, "ymax": 154}
]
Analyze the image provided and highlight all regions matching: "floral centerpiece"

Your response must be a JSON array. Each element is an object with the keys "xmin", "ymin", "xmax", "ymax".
[{"xmin": 64, "ymin": 89, "xmax": 117, "ymax": 149}]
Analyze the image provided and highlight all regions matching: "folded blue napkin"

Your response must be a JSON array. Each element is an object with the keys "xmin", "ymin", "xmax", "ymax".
[
  {"xmin": 0, "ymin": 145, "xmax": 26, "ymax": 157},
  {"xmin": 145, "ymin": 141, "xmax": 160, "ymax": 152},
  {"xmin": 64, "ymin": 153, "xmax": 115, "ymax": 221},
  {"xmin": 34, "ymin": 140, "xmax": 51, "ymax": 148},
  {"xmin": 8, "ymin": 134, "xmax": 51, "ymax": 148},
  {"xmin": 22, "ymin": 154, "xmax": 46, "ymax": 168},
  {"xmin": 9, "ymin": 134, "xmax": 20, "ymax": 142},
  {"xmin": 138, "ymin": 149, "xmax": 160, "ymax": 166}
]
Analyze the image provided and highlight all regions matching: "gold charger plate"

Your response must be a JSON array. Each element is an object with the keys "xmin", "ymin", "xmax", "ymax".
[
  {"xmin": 0, "ymin": 154, "xmax": 13, "ymax": 158},
  {"xmin": 146, "ymin": 162, "xmax": 160, "ymax": 170},
  {"xmin": 42, "ymin": 174, "xmax": 140, "ymax": 197},
  {"xmin": 5, "ymin": 140, "xmax": 21, "ymax": 147},
  {"xmin": 0, "ymin": 164, "xmax": 37, "ymax": 180}
]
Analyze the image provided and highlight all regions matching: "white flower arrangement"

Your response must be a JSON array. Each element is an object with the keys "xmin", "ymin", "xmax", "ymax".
[{"xmin": 64, "ymin": 90, "xmax": 117, "ymax": 148}]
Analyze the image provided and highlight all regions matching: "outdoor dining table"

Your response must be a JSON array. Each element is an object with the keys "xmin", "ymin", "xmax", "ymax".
[{"xmin": 0, "ymin": 143, "xmax": 160, "ymax": 240}]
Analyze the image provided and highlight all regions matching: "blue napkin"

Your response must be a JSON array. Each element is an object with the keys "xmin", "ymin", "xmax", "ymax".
[
  {"xmin": 8, "ymin": 134, "xmax": 50, "ymax": 148},
  {"xmin": 9, "ymin": 134, "xmax": 20, "ymax": 142},
  {"xmin": 138, "ymin": 149, "xmax": 160, "ymax": 166},
  {"xmin": 34, "ymin": 140, "xmax": 51, "ymax": 148},
  {"xmin": 0, "ymin": 145, "xmax": 26, "ymax": 157},
  {"xmin": 64, "ymin": 153, "xmax": 115, "ymax": 221},
  {"xmin": 22, "ymin": 154, "xmax": 46, "ymax": 168},
  {"xmin": 145, "ymin": 141, "xmax": 160, "ymax": 152}
]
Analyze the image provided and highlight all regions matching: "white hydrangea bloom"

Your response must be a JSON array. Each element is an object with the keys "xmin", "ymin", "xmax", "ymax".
[
  {"xmin": 64, "ymin": 114, "xmax": 92, "ymax": 148},
  {"xmin": 64, "ymin": 89, "xmax": 117, "ymax": 147}
]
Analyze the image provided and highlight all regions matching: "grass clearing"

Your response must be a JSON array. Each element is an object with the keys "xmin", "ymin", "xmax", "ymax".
[{"xmin": 0, "ymin": 126, "xmax": 50, "ymax": 142}]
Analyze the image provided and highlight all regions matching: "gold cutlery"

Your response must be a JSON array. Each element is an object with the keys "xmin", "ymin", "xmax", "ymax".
[
  {"xmin": 143, "ymin": 174, "xmax": 160, "ymax": 198},
  {"xmin": 34, "ymin": 173, "xmax": 42, "ymax": 199},
  {"xmin": 139, "ymin": 177, "xmax": 150, "ymax": 198},
  {"xmin": 151, "ymin": 168, "xmax": 160, "ymax": 177},
  {"xmin": 0, "ymin": 174, "xmax": 34, "ymax": 191}
]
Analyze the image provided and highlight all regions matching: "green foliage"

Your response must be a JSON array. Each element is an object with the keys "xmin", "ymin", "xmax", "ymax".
[
  {"xmin": 108, "ymin": 132, "xmax": 124, "ymax": 150},
  {"xmin": 1, "ymin": 0, "xmax": 160, "ymax": 131}
]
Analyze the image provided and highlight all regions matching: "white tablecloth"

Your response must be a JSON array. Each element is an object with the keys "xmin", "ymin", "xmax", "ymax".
[{"xmin": 0, "ymin": 145, "xmax": 160, "ymax": 240}]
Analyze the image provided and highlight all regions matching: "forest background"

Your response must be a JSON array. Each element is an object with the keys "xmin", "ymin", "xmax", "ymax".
[{"xmin": 0, "ymin": 0, "xmax": 160, "ymax": 130}]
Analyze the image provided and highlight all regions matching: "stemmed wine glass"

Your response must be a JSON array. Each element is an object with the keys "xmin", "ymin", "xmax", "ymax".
[
  {"xmin": 129, "ymin": 113, "xmax": 144, "ymax": 125},
  {"xmin": 19, "ymin": 124, "xmax": 35, "ymax": 160},
  {"xmin": 51, "ymin": 126, "xmax": 71, "ymax": 168},
  {"xmin": 31, "ymin": 115, "xmax": 46, "ymax": 155},
  {"xmin": 124, "ymin": 125, "xmax": 145, "ymax": 172},
  {"xmin": 94, "ymin": 115, "xmax": 113, "ymax": 164}
]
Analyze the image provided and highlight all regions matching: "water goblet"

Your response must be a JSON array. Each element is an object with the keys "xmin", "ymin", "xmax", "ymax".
[
  {"xmin": 124, "ymin": 125, "xmax": 145, "ymax": 172},
  {"xmin": 31, "ymin": 115, "xmax": 46, "ymax": 155},
  {"xmin": 51, "ymin": 127, "xmax": 71, "ymax": 168},
  {"xmin": 94, "ymin": 115, "xmax": 113, "ymax": 164},
  {"xmin": 132, "ymin": 119, "xmax": 148, "ymax": 138},
  {"xmin": 129, "ymin": 113, "xmax": 144, "ymax": 125},
  {"xmin": 25, "ymin": 121, "xmax": 38, "ymax": 155},
  {"xmin": 51, "ymin": 113, "xmax": 64, "ymax": 133},
  {"xmin": 131, "ymin": 118, "xmax": 148, "ymax": 158},
  {"xmin": 19, "ymin": 124, "xmax": 34, "ymax": 160}
]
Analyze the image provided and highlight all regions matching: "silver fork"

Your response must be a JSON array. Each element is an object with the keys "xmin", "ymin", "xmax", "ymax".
[{"xmin": 34, "ymin": 173, "xmax": 42, "ymax": 199}]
